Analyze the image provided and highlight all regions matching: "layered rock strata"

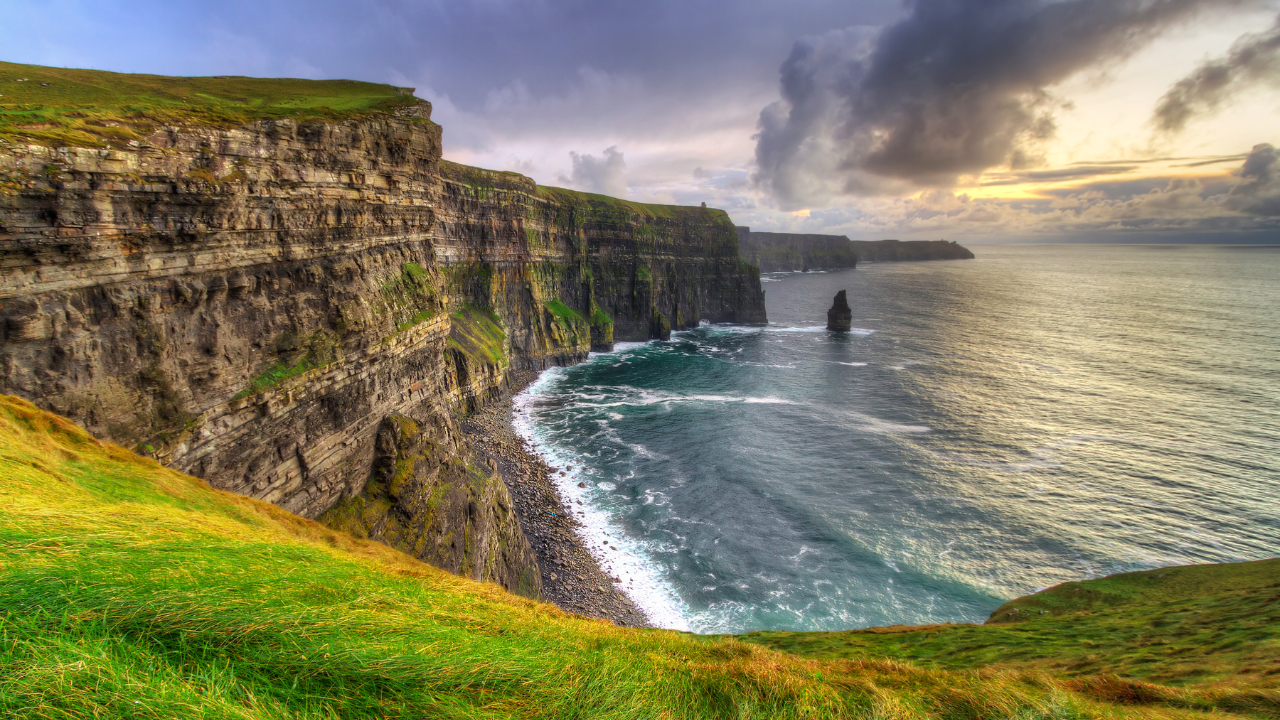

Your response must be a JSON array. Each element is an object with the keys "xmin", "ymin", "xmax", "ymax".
[{"xmin": 0, "ymin": 104, "xmax": 766, "ymax": 598}]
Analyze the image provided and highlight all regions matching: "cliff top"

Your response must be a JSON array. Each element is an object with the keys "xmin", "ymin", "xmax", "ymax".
[
  {"xmin": 1, "ymin": 392, "xmax": 1271, "ymax": 718},
  {"xmin": 440, "ymin": 159, "xmax": 734, "ymax": 222},
  {"xmin": 537, "ymin": 185, "xmax": 733, "ymax": 223},
  {"xmin": 0, "ymin": 61, "xmax": 429, "ymax": 148}
]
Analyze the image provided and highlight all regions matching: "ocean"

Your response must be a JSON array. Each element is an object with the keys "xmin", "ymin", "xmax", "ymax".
[{"xmin": 513, "ymin": 244, "xmax": 1280, "ymax": 633}]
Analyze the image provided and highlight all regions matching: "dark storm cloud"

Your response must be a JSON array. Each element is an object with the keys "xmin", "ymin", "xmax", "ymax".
[
  {"xmin": 1227, "ymin": 143, "xmax": 1280, "ymax": 216},
  {"xmin": 753, "ymin": 0, "xmax": 1258, "ymax": 208},
  {"xmin": 1153, "ymin": 15, "xmax": 1280, "ymax": 133}
]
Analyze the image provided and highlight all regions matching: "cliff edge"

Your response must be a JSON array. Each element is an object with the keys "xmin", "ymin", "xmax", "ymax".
[{"xmin": 0, "ymin": 63, "xmax": 765, "ymax": 599}]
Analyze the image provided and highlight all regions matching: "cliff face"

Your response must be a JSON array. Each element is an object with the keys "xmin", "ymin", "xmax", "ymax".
[
  {"xmin": 736, "ymin": 228, "xmax": 858, "ymax": 272},
  {"xmin": 439, "ymin": 163, "xmax": 765, "ymax": 350},
  {"xmin": 849, "ymin": 240, "xmax": 975, "ymax": 262},
  {"xmin": 737, "ymin": 229, "xmax": 976, "ymax": 271},
  {"xmin": 0, "ymin": 105, "xmax": 765, "ymax": 597}
]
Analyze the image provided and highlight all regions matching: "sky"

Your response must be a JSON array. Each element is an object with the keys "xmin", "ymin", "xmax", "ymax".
[{"xmin": 3, "ymin": 0, "xmax": 1279, "ymax": 242}]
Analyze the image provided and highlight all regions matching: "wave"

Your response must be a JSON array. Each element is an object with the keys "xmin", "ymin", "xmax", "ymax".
[{"xmin": 514, "ymin": 380, "xmax": 695, "ymax": 631}]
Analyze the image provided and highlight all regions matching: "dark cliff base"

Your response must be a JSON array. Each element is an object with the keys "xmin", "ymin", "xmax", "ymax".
[{"xmin": 461, "ymin": 370, "xmax": 650, "ymax": 627}]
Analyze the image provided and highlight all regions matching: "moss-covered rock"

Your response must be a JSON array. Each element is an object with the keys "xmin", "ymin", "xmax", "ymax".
[
  {"xmin": 652, "ymin": 310, "xmax": 672, "ymax": 341},
  {"xmin": 589, "ymin": 307, "xmax": 614, "ymax": 351}
]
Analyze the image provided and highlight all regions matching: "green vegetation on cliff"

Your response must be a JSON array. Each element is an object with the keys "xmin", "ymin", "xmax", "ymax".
[
  {"xmin": 0, "ymin": 60, "xmax": 427, "ymax": 147},
  {"xmin": 0, "ymin": 395, "xmax": 1274, "ymax": 719},
  {"xmin": 447, "ymin": 305, "xmax": 506, "ymax": 366},
  {"xmin": 231, "ymin": 329, "xmax": 342, "ymax": 401},
  {"xmin": 545, "ymin": 299, "xmax": 584, "ymax": 325}
]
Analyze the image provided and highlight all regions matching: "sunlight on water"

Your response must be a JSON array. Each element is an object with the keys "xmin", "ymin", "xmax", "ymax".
[{"xmin": 515, "ymin": 245, "xmax": 1280, "ymax": 633}]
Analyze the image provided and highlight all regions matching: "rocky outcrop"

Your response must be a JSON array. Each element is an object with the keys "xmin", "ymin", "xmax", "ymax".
[
  {"xmin": 736, "ymin": 228, "xmax": 858, "ymax": 272},
  {"xmin": 0, "ymin": 101, "xmax": 765, "ymax": 597},
  {"xmin": 827, "ymin": 290, "xmax": 852, "ymax": 332},
  {"xmin": 848, "ymin": 239, "xmax": 974, "ymax": 262},
  {"xmin": 321, "ymin": 412, "xmax": 539, "ymax": 598}
]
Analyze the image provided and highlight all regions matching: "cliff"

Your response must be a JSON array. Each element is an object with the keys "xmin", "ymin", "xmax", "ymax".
[
  {"xmin": 0, "ymin": 65, "xmax": 765, "ymax": 599},
  {"xmin": 849, "ymin": 239, "xmax": 975, "ymax": 262},
  {"xmin": 737, "ymin": 227, "xmax": 975, "ymax": 272},
  {"xmin": 736, "ymin": 227, "xmax": 858, "ymax": 272}
]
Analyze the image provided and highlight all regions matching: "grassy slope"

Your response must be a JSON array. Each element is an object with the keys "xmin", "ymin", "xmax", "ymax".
[
  {"xmin": 447, "ymin": 305, "xmax": 507, "ymax": 366},
  {"xmin": 740, "ymin": 561, "xmax": 1280, "ymax": 693},
  {"xmin": 2, "ymin": 394, "xmax": 1253, "ymax": 719},
  {"xmin": 0, "ymin": 61, "xmax": 423, "ymax": 147}
]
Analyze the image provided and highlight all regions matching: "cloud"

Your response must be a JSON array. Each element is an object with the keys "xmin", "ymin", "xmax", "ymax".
[
  {"xmin": 1226, "ymin": 143, "xmax": 1280, "ymax": 215},
  {"xmin": 1153, "ymin": 15, "xmax": 1280, "ymax": 133},
  {"xmin": 754, "ymin": 0, "xmax": 1259, "ymax": 209},
  {"xmin": 980, "ymin": 164, "xmax": 1139, "ymax": 187},
  {"xmin": 566, "ymin": 146, "xmax": 628, "ymax": 197},
  {"xmin": 733, "ymin": 149, "xmax": 1280, "ymax": 240}
]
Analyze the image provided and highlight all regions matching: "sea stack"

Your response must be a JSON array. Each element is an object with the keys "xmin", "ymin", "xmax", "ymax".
[{"xmin": 827, "ymin": 290, "xmax": 852, "ymax": 332}]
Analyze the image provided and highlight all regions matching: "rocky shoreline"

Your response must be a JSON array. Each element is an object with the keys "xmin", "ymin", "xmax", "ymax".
[{"xmin": 461, "ymin": 369, "xmax": 652, "ymax": 628}]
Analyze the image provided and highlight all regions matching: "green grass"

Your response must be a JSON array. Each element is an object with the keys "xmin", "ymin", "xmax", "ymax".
[
  {"xmin": 544, "ymin": 300, "xmax": 584, "ymax": 326},
  {"xmin": 590, "ymin": 306, "xmax": 614, "ymax": 328},
  {"xmin": 447, "ymin": 305, "xmax": 506, "ymax": 366},
  {"xmin": 231, "ymin": 330, "xmax": 342, "ymax": 401},
  {"xmin": 230, "ymin": 357, "xmax": 318, "ymax": 401},
  {"xmin": 0, "ymin": 61, "xmax": 425, "ymax": 147},
  {"xmin": 0, "ymin": 394, "xmax": 1274, "ymax": 718},
  {"xmin": 739, "ymin": 561, "xmax": 1280, "ymax": 693}
]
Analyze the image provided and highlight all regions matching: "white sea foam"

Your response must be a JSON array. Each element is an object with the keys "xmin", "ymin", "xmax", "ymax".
[
  {"xmin": 839, "ymin": 409, "xmax": 932, "ymax": 434},
  {"xmin": 514, "ymin": 375, "xmax": 694, "ymax": 631},
  {"xmin": 765, "ymin": 324, "xmax": 876, "ymax": 336},
  {"xmin": 574, "ymin": 387, "xmax": 797, "ymax": 409}
]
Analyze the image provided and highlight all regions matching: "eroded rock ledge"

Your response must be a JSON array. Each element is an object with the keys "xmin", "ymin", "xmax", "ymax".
[{"xmin": 0, "ymin": 109, "xmax": 765, "ymax": 599}]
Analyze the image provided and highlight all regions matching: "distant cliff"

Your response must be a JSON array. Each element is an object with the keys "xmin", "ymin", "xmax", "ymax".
[
  {"xmin": 737, "ymin": 228, "xmax": 975, "ymax": 271},
  {"xmin": 736, "ymin": 228, "xmax": 858, "ymax": 272},
  {"xmin": 850, "ymin": 239, "xmax": 974, "ymax": 262},
  {"xmin": 0, "ymin": 66, "xmax": 765, "ymax": 598}
]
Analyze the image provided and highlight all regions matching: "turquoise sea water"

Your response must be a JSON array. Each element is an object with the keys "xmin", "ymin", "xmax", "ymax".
[{"xmin": 514, "ymin": 245, "xmax": 1280, "ymax": 633}]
